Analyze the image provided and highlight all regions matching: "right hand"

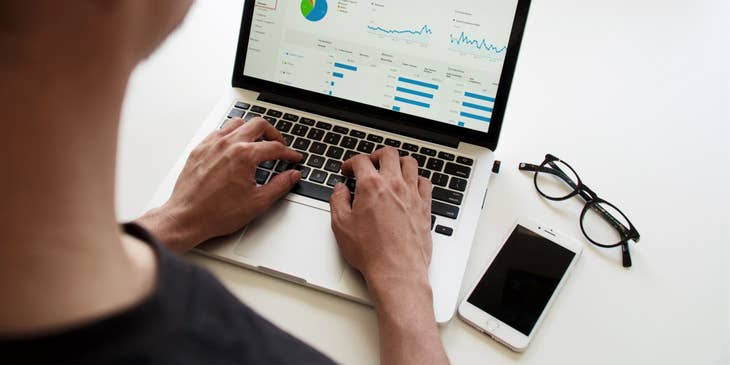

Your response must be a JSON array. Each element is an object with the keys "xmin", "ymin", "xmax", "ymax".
[{"xmin": 329, "ymin": 147, "xmax": 433, "ymax": 284}]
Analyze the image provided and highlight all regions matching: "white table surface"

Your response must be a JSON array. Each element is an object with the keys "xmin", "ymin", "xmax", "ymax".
[{"xmin": 116, "ymin": 1, "xmax": 730, "ymax": 363}]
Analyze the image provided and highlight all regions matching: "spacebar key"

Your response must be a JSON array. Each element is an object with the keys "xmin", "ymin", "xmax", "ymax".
[
  {"xmin": 432, "ymin": 200, "xmax": 459, "ymax": 219},
  {"xmin": 290, "ymin": 181, "xmax": 334, "ymax": 203}
]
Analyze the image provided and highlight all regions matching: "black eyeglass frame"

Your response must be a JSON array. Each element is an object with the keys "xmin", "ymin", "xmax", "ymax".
[{"xmin": 519, "ymin": 154, "xmax": 641, "ymax": 267}]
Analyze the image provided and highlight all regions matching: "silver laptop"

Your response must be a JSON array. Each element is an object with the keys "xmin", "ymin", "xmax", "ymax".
[{"xmin": 149, "ymin": 0, "xmax": 530, "ymax": 323}]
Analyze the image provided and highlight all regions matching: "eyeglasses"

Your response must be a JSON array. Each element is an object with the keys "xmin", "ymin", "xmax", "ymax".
[{"xmin": 519, "ymin": 154, "xmax": 640, "ymax": 267}]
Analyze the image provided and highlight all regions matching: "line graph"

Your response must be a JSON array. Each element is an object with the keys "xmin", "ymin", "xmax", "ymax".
[
  {"xmin": 367, "ymin": 24, "xmax": 433, "ymax": 44},
  {"xmin": 449, "ymin": 31, "xmax": 507, "ymax": 59}
]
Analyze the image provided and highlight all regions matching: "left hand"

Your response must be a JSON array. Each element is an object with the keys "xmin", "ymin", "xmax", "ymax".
[{"xmin": 136, "ymin": 117, "xmax": 303, "ymax": 252}]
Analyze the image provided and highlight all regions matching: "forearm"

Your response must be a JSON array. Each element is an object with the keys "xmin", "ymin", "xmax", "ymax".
[
  {"xmin": 366, "ymin": 273, "xmax": 450, "ymax": 365},
  {"xmin": 134, "ymin": 204, "xmax": 203, "ymax": 254}
]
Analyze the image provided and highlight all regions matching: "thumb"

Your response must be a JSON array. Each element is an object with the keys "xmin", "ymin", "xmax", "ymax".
[
  {"xmin": 257, "ymin": 170, "xmax": 300, "ymax": 205},
  {"xmin": 329, "ymin": 183, "xmax": 352, "ymax": 223}
]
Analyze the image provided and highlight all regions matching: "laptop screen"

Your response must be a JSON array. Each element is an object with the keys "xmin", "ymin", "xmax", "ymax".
[{"xmin": 243, "ymin": 0, "xmax": 520, "ymax": 134}]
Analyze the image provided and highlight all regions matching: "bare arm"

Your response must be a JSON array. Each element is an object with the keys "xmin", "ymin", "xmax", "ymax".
[{"xmin": 330, "ymin": 148, "xmax": 449, "ymax": 365}]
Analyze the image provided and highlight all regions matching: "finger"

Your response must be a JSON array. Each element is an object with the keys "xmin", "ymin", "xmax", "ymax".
[
  {"xmin": 256, "ymin": 170, "xmax": 301, "ymax": 207},
  {"xmin": 217, "ymin": 118, "xmax": 245, "ymax": 137},
  {"xmin": 400, "ymin": 156, "xmax": 419, "ymax": 185},
  {"xmin": 250, "ymin": 141, "xmax": 303, "ymax": 164},
  {"xmin": 329, "ymin": 182, "xmax": 352, "ymax": 223},
  {"xmin": 368, "ymin": 147, "xmax": 401, "ymax": 176},
  {"xmin": 418, "ymin": 176, "xmax": 432, "ymax": 203},
  {"xmin": 235, "ymin": 117, "xmax": 284, "ymax": 143},
  {"xmin": 341, "ymin": 154, "xmax": 377, "ymax": 178}
]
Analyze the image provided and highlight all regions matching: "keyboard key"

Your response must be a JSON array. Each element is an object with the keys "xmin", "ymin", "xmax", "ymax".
[
  {"xmin": 431, "ymin": 215, "xmax": 436, "ymax": 229},
  {"xmin": 418, "ymin": 169, "xmax": 431, "ymax": 178},
  {"xmin": 438, "ymin": 152, "xmax": 455, "ymax": 161},
  {"xmin": 367, "ymin": 134, "xmax": 384, "ymax": 143},
  {"xmin": 398, "ymin": 149, "xmax": 409, "ymax": 157},
  {"xmin": 244, "ymin": 112, "xmax": 260, "ymax": 121},
  {"xmin": 325, "ymin": 146, "xmax": 344, "ymax": 160},
  {"xmin": 266, "ymin": 109, "xmax": 283, "ymax": 118},
  {"xmin": 449, "ymin": 176, "xmax": 468, "ymax": 192},
  {"xmin": 432, "ymin": 187, "xmax": 464, "ymax": 205},
  {"xmin": 403, "ymin": 143, "xmax": 419, "ymax": 152},
  {"xmin": 420, "ymin": 147, "xmax": 437, "ymax": 156},
  {"xmin": 282, "ymin": 134, "xmax": 294, "ymax": 146},
  {"xmin": 255, "ymin": 169, "xmax": 270, "ymax": 184},
  {"xmin": 290, "ymin": 180, "xmax": 333, "ymax": 202},
  {"xmin": 309, "ymin": 169, "xmax": 328, "ymax": 184},
  {"xmin": 299, "ymin": 152, "xmax": 309, "ymax": 164},
  {"xmin": 307, "ymin": 128, "xmax": 325, "ymax": 141},
  {"xmin": 431, "ymin": 172, "xmax": 449, "ymax": 187},
  {"xmin": 300, "ymin": 117, "xmax": 316, "ymax": 126},
  {"xmin": 357, "ymin": 140, "xmax": 375, "ymax": 153},
  {"xmin": 385, "ymin": 138, "xmax": 401, "ymax": 148},
  {"xmin": 293, "ymin": 138, "xmax": 311, "ymax": 151},
  {"xmin": 275, "ymin": 120, "xmax": 292, "ymax": 133},
  {"xmin": 307, "ymin": 155, "xmax": 325, "ymax": 168},
  {"xmin": 432, "ymin": 201, "xmax": 460, "ymax": 219},
  {"xmin": 275, "ymin": 161, "xmax": 293, "ymax": 173},
  {"xmin": 316, "ymin": 121, "xmax": 332, "ymax": 130},
  {"xmin": 345, "ymin": 178, "xmax": 357, "ymax": 192},
  {"xmin": 333, "ymin": 126, "xmax": 349, "ymax": 134},
  {"xmin": 263, "ymin": 116, "xmax": 277, "ymax": 125},
  {"xmin": 283, "ymin": 113, "xmax": 299, "ymax": 121},
  {"xmin": 309, "ymin": 142, "xmax": 327, "ymax": 155},
  {"xmin": 350, "ymin": 129, "xmax": 366, "ymax": 138},
  {"xmin": 294, "ymin": 165, "xmax": 311, "ymax": 179},
  {"xmin": 456, "ymin": 156, "xmax": 474, "ymax": 166},
  {"xmin": 291, "ymin": 124, "xmax": 309, "ymax": 136},
  {"xmin": 234, "ymin": 102, "xmax": 251, "ymax": 110},
  {"xmin": 250, "ymin": 105, "xmax": 266, "ymax": 113},
  {"xmin": 326, "ymin": 174, "xmax": 346, "ymax": 187},
  {"xmin": 340, "ymin": 136, "xmax": 358, "ymax": 149},
  {"xmin": 426, "ymin": 158, "xmax": 444, "ymax": 172},
  {"xmin": 375, "ymin": 144, "xmax": 385, "ymax": 151},
  {"xmin": 344, "ymin": 150, "xmax": 359, "ymax": 160},
  {"xmin": 444, "ymin": 162, "xmax": 472, "ymax": 179},
  {"xmin": 259, "ymin": 160, "xmax": 275, "ymax": 170},
  {"xmin": 228, "ymin": 108, "xmax": 244, "ymax": 119},
  {"xmin": 411, "ymin": 154, "xmax": 427, "ymax": 167},
  {"xmin": 323, "ymin": 132, "xmax": 341, "ymax": 145},
  {"xmin": 435, "ymin": 225, "xmax": 454, "ymax": 236},
  {"xmin": 324, "ymin": 159, "xmax": 342, "ymax": 173}
]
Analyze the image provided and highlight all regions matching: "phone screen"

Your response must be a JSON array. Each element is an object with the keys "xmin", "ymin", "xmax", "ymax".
[{"xmin": 467, "ymin": 225, "xmax": 576, "ymax": 336}]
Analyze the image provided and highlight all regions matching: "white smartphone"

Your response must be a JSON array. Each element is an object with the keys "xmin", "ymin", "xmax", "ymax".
[{"xmin": 458, "ymin": 218, "xmax": 582, "ymax": 352}]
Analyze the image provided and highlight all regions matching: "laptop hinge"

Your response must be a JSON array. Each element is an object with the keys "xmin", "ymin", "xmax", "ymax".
[{"xmin": 257, "ymin": 92, "xmax": 459, "ymax": 148}]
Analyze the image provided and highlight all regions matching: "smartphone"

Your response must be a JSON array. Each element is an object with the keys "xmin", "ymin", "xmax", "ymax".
[{"xmin": 458, "ymin": 218, "xmax": 582, "ymax": 352}]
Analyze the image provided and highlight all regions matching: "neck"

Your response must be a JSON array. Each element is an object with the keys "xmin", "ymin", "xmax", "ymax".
[{"xmin": 0, "ymin": 50, "xmax": 156, "ymax": 336}]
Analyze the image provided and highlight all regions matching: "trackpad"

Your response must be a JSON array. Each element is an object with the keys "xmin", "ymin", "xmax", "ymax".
[{"xmin": 234, "ymin": 199, "xmax": 346, "ymax": 288}]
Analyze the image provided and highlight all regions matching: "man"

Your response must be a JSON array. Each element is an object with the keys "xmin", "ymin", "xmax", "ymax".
[{"xmin": 0, "ymin": 1, "xmax": 449, "ymax": 364}]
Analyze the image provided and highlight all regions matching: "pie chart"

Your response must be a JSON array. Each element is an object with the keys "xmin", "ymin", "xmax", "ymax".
[{"xmin": 301, "ymin": 0, "xmax": 328, "ymax": 22}]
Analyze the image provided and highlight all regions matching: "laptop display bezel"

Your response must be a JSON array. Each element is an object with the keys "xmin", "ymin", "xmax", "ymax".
[{"xmin": 232, "ymin": 0, "xmax": 531, "ymax": 150}]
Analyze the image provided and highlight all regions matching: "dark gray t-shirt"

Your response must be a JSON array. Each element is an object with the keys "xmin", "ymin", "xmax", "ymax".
[{"xmin": 0, "ymin": 223, "xmax": 335, "ymax": 364}]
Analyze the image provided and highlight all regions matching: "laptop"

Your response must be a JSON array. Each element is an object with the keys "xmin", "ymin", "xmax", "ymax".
[{"xmin": 149, "ymin": 0, "xmax": 530, "ymax": 323}]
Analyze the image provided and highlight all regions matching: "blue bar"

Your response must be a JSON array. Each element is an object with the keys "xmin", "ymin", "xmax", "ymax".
[
  {"xmin": 333, "ymin": 72, "xmax": 344, "ymax": 78},
  {"xmin": 458, "ymin": 121, "xmax": 465, "ymax": 127},
  {"xmin": 394, "ymin": 96, "xmax": 430, "ymax": 108},
  {"xmin": 464, "ymin": 92, "xmax": 495, "ymax": 102},
  {"xmin": 329, "ymin": 90, "xmax": 333, "ymax": 95},
  {"xmin": 397, "ymin": 77, "xmax": 439, "ymax": 90},
  {"xmin": 330, "ymin": 81, "xmax": 335, "ymax": 86},
  {"xmin": 462, "ymin": 102, "xmax": 493, "ymax": 112},
  {"xmin": 392, "ymin": 106, "xmax": 401, "ymax": 111},
  {"xmin": 460, "ymin": 111, "xmax": 490, "ymax": 122},
  {"xmin": 396, "ymin": 87, "xmax": 434, "ymax": 99},
  {"xmin": 334, "ymin": 62, "xmax": 358, "ymax": 71}
]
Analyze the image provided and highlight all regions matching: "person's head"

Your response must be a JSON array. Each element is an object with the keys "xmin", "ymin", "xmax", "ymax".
[{"xmin": 0, "ymin": 0, "xmax": 194, "ymax": 73}]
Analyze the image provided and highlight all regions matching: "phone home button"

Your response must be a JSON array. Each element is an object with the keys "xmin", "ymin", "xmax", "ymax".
[{"xmin": 486, "ymin": 319, "xmax": 500, "ymax": 332}]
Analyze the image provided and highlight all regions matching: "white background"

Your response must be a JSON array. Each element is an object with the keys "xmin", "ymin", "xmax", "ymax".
[{"xmin": 117, "ymin": 0, "xmax": 730, "ymax": 363}]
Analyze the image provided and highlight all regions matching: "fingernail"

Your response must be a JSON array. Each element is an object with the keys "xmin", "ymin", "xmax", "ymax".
[
  {"xmin": 334, "ymin": 182, "xmax": 345, "ymax": 191},
  {"xmin": 291, "ymin": 170, "xmax": 302, "ymax": 183}
]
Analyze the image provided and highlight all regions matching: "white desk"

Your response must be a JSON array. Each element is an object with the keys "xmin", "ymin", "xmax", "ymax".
[{"xmin": 117, "ymin": 1, "xmax": 730, "ymax": 363}]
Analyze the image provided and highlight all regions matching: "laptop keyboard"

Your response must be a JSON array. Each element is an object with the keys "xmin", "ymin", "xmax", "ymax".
[{"xmin": 225, "ymin": 102, "xmax": 475, "ymax": 236}]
